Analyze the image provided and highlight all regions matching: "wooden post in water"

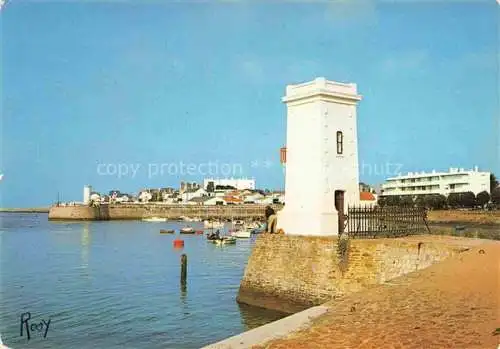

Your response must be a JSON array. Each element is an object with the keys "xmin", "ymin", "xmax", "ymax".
[{"xmin": 180, "ymin": 254, "xmax": 187, "ymax": 285}]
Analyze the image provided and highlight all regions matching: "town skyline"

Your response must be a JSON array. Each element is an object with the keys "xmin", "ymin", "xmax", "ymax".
[{"xmin": 2, "ymin": 1, "xmax": 498, "ymax": 207}]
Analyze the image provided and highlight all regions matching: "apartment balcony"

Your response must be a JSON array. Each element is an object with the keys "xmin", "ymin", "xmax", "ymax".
[{"xmin": 383, "ymin": 188, "xmax": 442, "ymax": 196}]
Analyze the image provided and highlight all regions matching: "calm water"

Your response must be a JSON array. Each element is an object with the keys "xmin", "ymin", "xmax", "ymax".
[{"xmin": 0, "ymin": 213, "xmax": 286, "ymax": 349}]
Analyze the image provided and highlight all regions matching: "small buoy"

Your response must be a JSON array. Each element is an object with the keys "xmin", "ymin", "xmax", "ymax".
[{"xmin": 173, "ymin": 239, "xmax": 184, "ymax": 248}]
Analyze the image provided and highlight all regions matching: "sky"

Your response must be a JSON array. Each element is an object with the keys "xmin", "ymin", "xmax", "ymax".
[{"xmin": 0, "ymin": 0, "xmax": 499, "ymax": 207}]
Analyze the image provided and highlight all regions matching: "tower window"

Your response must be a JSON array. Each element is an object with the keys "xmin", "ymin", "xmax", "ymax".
[{"xmin": 336, "ymin": 131, "xmax": 343, "ymax": 154}]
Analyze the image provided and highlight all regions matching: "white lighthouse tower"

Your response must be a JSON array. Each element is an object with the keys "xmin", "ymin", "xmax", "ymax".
[
  {"xmin": 83, "ymin": 185, "xmax": 92, "ymax": 205},
  {"xmin": 277, "ymin": 77, "xmax": 362, "ymax": 236}
]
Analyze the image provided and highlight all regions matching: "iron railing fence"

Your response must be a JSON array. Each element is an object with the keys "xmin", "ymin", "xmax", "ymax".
[{"xmin": 347, "ymin": 205, "xmax": 430, "ymax": 238}]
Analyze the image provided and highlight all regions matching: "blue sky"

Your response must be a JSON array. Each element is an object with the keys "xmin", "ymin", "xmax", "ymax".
[{"xmin": 1, "ymin": 1, "xmax": 499, "ymax": 207}]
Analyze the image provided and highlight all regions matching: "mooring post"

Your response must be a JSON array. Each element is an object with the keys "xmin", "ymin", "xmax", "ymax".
[{"xmin": 181, "ymin": 254, "xmax": 187, "ymax": 285}]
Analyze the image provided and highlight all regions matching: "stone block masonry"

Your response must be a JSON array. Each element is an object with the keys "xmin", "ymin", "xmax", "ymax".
[
  {"xmin": 48, "ymin": 204, "xmax": 283, "ymax": 221},
  {"xmin": 237, "ymin": 234, "xmax": 471, "ymax": 314}
]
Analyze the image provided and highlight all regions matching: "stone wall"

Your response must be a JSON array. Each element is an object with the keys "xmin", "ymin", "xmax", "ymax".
[
  {"xmin": 48, "ymin": 204, "xmax": 283, "ymax": 221},
  {"xmin": 237, "ymin": 235, "xmax": 469, "ymax": 313},
  {"xmin": 48, "ymin": 206, "xmax": 100, "ymax": 220}
]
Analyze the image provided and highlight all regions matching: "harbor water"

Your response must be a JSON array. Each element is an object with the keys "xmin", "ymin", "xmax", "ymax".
[{"xmin": 0, "ymin": 213, "xmax": 286, "ymax": 349}]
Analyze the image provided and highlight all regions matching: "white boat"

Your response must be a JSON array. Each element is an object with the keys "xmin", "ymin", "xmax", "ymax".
[
  {"xmin": 180, "ymin": 226, "xmax": 195, "ymax": 234},
  {"xmin": 204, "ymin": 220, "xmax": 224, "ymax": 228},
  {"xmin": 234, "ymin": 220, "xmax": 245, "ymax": 226},
  {"xmin": 244, "ymin": 221, "xmax": 262, "ymax": 230},
  {"xmin": 213, "ymin": 236, "xmax": 237, "ymax": 245},
  {"xmin": 230, "ymin": 229, "xmax": 251, "ymax": 238},
  {"xmin": 142, "ymin": 217, "xmax": 167, "ymax": 222}
]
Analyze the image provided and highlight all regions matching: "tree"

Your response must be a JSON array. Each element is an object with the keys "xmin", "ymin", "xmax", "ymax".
[
  {"xmin": 419, "ymin": 194, "xmax": 447, "ymax": 210},
  {"xmin": 490, "ymin": 173, "xmax": 499, "ymax": 194},
  {"xmin": 460, "ymin": 192, "xmax": 476, "ymax": 208},
  {"xmin": 429, "ymin": 194, "xmax": 447, "ymax": 210},
  {"xmin": 415, "ymin": 195, "xmax": 427, "ymax": 208},
  {"xmin": 377, "ymin": 196, "xmax": 387, "ymax": 207},
  {"xmin": 385, "ymin": 195, "xmax": 401, "ymax": 206},
  {"xmin": 476, "ymin": 191, "xmax": 490, "ymax": 207},
  {"xmin": 400, "ymin": 195, "xmax": 414, "ymax": 207},
  {"xmin": 491, "ymin": 187, "xmax": 500, "ymax": 205},
  {"xmin": 447, "ymin": 193, "xmax": 461, "ymax": 208}
]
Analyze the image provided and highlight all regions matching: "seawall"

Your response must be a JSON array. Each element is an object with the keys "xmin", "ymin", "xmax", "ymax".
[
  {"xmin": 48, "ymin": 204, "xmax": 283, "ymax": 221},
  {"xmin": 237, "ymin": 234, "xmax": 472, "ymax": 313}
]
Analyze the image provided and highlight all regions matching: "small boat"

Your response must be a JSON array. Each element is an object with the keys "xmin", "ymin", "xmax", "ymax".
[
  {"xmin": 160, "ymin": 229, "xmax": 175, "ymax": 234},
  {"xmin": 207, "ymin": 230, "xmax": 221, "ymax": 241},
  {"xmin": 251, "ymin": 225, "xmax": 266, "ymax": 234},
  {"xmin": 455, "ymin": 225, "xmax": 466, "ymax": 231},
  {"xmin": 234, "ymin": 220, "xmax": 245, "ymax": 227},
  {"xmin": 142, "ymin": 217, "xmax": 167, "ymax": 222},
  {"xmin": 231, "ymin": 229, "xmax": 251, "ymax": 238},
  {"xmin": 180, "ymin": 227, "xmax": 195, "ymax": 234},
  {"xmin": 213, "ymin": 236, "xmax": 237, "ymax": 245},
  {"xmin": 204, "ymin": 220, "xmax": 224, "ymax": 229},
  {"xmin": 195, "ymin": 230, "xmax": 204, "ymax": 235}
]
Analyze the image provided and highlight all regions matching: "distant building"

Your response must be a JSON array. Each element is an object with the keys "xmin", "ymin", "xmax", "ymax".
[
  {"xmin": 204, "ymin": 178, "xmax": 255, "ymax": 191},
  {"xmin": 138, "ymin": 191, "xmax": 153, "ymax": 202},
  {"xmin": 360, "ymin": 191, "xmax": 377, "ymax": 207},
  {"xmin": 180, "ymin": 181, "xmax": 200, "ymax": 193},
  {"xmin": 160, "ymin": 187, "xmax": 176, "ymax": 194},
  {"xmin": 83, "ymin": 185, "xmax": 92, "ymax": 205},
  {"xmin": 223, "ymin": 195, "xmax": 244, "ymax": 205},
  {"xmin": 359, "ymin": 182, "xmax": 375, "ymax": 193},
  {"xmin": 243, "ymin": 192, "xmax": 264, "ymax": 203},
  {"xmin": 180, "ymin": 187, "xmax": 207, "ymax": 202},
  {"xmin": 187, "ymin": 196, "xmax": 212, "ymax": 205},
  {"xmin": 204, "ymin": 197, "xmax": 227, "ymax": 206},
  {"xmin": 381, "ymin": 166, "xmax": 490, "ymax": 197}
]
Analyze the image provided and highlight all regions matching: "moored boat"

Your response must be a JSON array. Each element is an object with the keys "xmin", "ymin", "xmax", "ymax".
[
  {"xmin": 160, "ymin": 229, "xmax": 175, "ymax": 234},
  {"xmin": 142, "ymin": 217, "xmax": 167, "ymax": 222},
  {"xmin": 180, "ymin": 227, "xmax": 195, "ymax": 234},
  {"xmin": 234, "ymin": 220, "xmax": 245, "ymax": 227},
  {"xmin": 230, "ymin": 229, "xmax": 251, "ymax": 238},
  {"xmin": 251, "ymin": 227, "xmax": 265, "ymax": 234},
  {"xmin": 213, "ymin": 236, "xmax": 237, "ymax": 245},
  {"xmin": 207, "ymin": 230, "xmax": 221, "ymax": 241},
  {"xmin": 204, "ymin": 220, "xmax": 224, "ymax": 229}
]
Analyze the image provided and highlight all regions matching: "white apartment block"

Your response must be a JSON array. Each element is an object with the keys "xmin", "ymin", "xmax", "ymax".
[
  {"xmin": 381, "ymin": 166, "xmax": 490, "ymax": 197},
  {"xmin": 203, "ymin": 178, "xmax": 256, "ymax": 190}
]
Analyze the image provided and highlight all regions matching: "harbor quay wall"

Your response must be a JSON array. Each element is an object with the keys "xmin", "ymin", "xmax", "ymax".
[
  {"xmin": 237, "ymin": 234, "xmax": 470, "ymax": 313},
  {"xmin": 48, "ymin": 204, "xmax": 284, "ymax": 221}
]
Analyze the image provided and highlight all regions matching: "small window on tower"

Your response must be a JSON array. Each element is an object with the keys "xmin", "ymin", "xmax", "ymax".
[{"xmin": 336, "ymin": 131, "xmax": 343, "ymax": 154}]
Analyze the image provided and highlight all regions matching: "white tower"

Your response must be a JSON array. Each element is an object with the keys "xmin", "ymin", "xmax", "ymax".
[
  {"xmin": 277, "ymin": 77, "xmax": 362, "ymax": 236},
  {"xmin": 83, "ymin": 185, "xmax": 92, "ymax": 205}
]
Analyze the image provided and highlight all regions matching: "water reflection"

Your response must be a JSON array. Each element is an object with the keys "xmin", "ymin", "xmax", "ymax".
[
  {"xmin": 81, "ymin": 223, "xmax": 91, "ymax": 276},
  {"xmin": 180, "ymin": 281, "xmax": 187, "ymax": 303},
  {"xmin": 237, "ymin": 303, "xmax": 288, "ymax": 331}
]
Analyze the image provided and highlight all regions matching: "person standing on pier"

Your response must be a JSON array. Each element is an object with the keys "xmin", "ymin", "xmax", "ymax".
[{"xmin": 265, "ymin": 205, "xmax": 277, "ymax": 233}]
